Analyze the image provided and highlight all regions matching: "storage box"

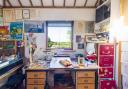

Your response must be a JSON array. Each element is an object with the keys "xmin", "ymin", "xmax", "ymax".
[
  {"xmin": 99, "ymin": 44, "xmax": 114, "ymax": 55},
  {"xmin": 99, "ymin": 55, "xmax": 114, "ymax": 67},
  {"xmin": 99, "ymin": 67, "xmax": 113, "ymax": 78},
  {"xmin": 100, "ymin": 80, "xmax": 117, "ymax": 89}
]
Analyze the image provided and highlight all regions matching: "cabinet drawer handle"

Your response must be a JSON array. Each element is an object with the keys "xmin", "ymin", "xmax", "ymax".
[
  {"xmin": 34, "ymin": 74, "xmax": 38, "ymax": 77},
  {"xmin": 84, "ymin": 80, "xmax": 88, "ymax": 83},
  {"xmin": 84, "ymin": 86, "xmax": 88, "ymax": 89},
  {"xmin": 34, "ymin": 86, "xmax": 38, "ymax": 89},
  {"xmin": 34, "ymin": 80, "xmax": 38, "ymax": 84}
]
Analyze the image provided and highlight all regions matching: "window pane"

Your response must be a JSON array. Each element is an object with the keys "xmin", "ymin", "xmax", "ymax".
[{"xmin": 47, "ymin": 22, "xmax": 73, "ymax": 49}]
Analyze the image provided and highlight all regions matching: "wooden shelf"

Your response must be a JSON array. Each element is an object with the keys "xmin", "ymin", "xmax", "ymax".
[{"xmin": 96, "ymin": 0, "xmax": 111, "ymax": 9}]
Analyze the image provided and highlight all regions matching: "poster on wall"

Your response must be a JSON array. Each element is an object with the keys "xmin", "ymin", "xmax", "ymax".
[
  {"xmin": 0, "ymin": 26, "xmax": 9, "ymax": 35},
  {"xmin": 24, "ymin": 21, "xmax": 44, "ymax": 33},
  {"xmin": 10, "ymin": 22, "xmax": 23, "ymax": 40}
]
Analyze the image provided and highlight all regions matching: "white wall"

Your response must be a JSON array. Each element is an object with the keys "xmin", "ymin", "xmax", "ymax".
[{"xmin": 110, "ymin": 0, "xmax": 120, "ymax": 86}]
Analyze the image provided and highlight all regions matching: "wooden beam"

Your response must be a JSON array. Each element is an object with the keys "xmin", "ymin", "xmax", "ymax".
[
  {"xmin": 63, "ymin": 0, "xmax": 66, "ymax": 7},
  {"xmin": 84, "ymin": 0, "xmax": 88, "ymax": 7},
  {"xmin": 41, "ymin": 0, "xmax": 44, "ymax": 7},
  {"xmin": 18, "ymin": 0, "xmax": 23, "ymax": 7},
  {"xmin": 29, "ymin": 0, "xmax": 33, "ymax": 7},
  {"xmin": 3, "ymin": 6, "xmax": 95, "ymax": 9},
  {"xmin": 52, "ymin": 0, "xmax": 54, "ymax": 7},
  {"xmin": 7, "ymin": 0, "xmax": 12, "ymax": 7},
  {"xmin": 74, "ymin": 0, "xmax": 76, "ymax": 7},
  {"xmin": 3, "ymin": 0, "xmax": 6, "ymax": 7},
  {"xmin": 95, "ymin": 0, "xmax": 99, "ymax": 7}
]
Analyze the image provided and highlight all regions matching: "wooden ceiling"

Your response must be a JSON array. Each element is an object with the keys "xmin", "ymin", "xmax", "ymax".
[{"xmin": 0, "ymin": 0, "xmax": 99, "ymax": 8}]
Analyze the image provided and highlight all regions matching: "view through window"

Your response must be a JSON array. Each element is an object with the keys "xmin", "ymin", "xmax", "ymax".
[{"xmin": 47, "ymin": 21, "xmax": 73, "ymax": 49}]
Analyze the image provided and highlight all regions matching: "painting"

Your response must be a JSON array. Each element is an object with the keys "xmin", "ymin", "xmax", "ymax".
[
  {"xmin": 24, "ymin": 21, "xmax": 44, "ymax": 33},
  {"xmin": 10, "ymin": 22, "xmax": 23, "ymax": 40},
  {"xmin": 0, "ymin": 26, "xmax": 8, "ymax": 35},
  {"xmin": 76, "ymin": 35, "xmax": 81, "ymax": 43}
]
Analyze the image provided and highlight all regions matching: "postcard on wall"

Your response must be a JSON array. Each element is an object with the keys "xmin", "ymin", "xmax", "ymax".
[
  {"xmin": 76, "ymin": 35, "xmax": 81, "ymax": 43},
  {"xmin": 10, "ymin": 22, "xmax": 23, "ymax": 40},
  {"xmin": 24, "ymin": 21, "xmax": 44, "ymax": 33},
  {"xmin": 78, "ymin": 43, "xmax": 84, "ymax": 49},
  {"xmin": 15, "ymin": 9, "xmax": 23, "ymax": 20}
]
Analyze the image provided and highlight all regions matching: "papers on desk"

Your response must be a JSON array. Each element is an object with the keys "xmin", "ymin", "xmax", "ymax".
[{"xmin": 50, "ymin": 57, "xmax": 72, "ymax": 68}]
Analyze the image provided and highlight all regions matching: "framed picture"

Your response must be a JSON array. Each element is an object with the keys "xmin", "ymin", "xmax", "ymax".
[
  {"xmin": 15, "ymin": 9, "xmax": 22, "ymax": 20},
  {"xmin": 22, "ymin": 9, "xmax": 30, "ymax": 19},
  {"xmin": 76, "ymin": 35, "xmax": 81, "ymax": 43},
  {"xmin": 24, "ymin": 21, "xmax": 44, "ymax": 33},
  {"xmin": 10, "ymin": 22, "xmax": 23, "ymax": 40},
  {"xmin": 78, "ymin": 43, "xmax": 84, "ymax": 49}
]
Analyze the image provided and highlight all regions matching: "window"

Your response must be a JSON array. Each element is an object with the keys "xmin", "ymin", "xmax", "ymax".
[{"xmin": 47, "ymin": 21, "xmax": 73, "ymax": 49}]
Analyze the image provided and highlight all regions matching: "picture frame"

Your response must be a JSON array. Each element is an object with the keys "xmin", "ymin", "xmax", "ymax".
[
  {"xmin": 76, "ymin": 35, "xmax": 81, "ymax": 43},
  {"xmin": 22, "ymin": 9, "xmax": 30, "ymax": 19},
  {"xmin": 78, "ymin": 43, "xmax": 84, "ymax": 49},
  {"xmin": 15, "ymin": 9, "xmax": 22, "ymax": 20}
]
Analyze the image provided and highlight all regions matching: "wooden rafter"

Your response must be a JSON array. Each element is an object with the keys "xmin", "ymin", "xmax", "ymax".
[
  {"xmin": 7, "ymin": 0, "xmax": 12, "ymax": 7},
  {"xmin": 29, "ymin": 0, "xmax": 33, "ymax": 7},
  {"xmin": 95, "ymin": 0, "xmax": 99, "ymax": 7},
  {"xmin": 63, "ymin": 0, "xmax": 65, "ymax": 7},
  {"xmin": 41, "ymin": 0, "xmax": 44, "ymax": 7},
  {"xmin": 3, "ymin": 0, "xmax": 6, "ymax": 7},
  {"xmin": 18, "ymin": 0, "xmax": 23, "ymax": 7},
  {"xmin": 74, "ymin": 0, "xmax": 76, "ymax": 7},
  {"xmin": 52, "ymin": 0, "xmax": 54, "ymax": 7},
  {"xmin": 3, "ymin": 6, "xmax": 95, "ymax": 9},
  {"xmin": 84, "ymin": 0, "xmax": 88, "ymax": 7}
]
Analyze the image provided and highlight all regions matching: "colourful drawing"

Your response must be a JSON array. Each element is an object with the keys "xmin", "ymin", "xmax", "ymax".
[{"xmin": 10, "ymin": 22, "xmax": 23, "ymax": 40}]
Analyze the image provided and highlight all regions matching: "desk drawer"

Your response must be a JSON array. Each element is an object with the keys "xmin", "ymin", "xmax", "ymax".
[
  {"xmin": 27, "ymin": 72, "xmax": 46, "ymax": 78},
  {"xmin": 77, "ymin": 78, "xmax": 95, "ymax": 84},
  {"xmin": 27, "ymin": 85, "xmax": 44, "ymax": 89},
  {"xmin": 77, "ymin": 84, "xmax": 95, "ymax": 89},
  {"xmin": 27, "ymin": 79, "xmax": 45, "ymax": 85},
  {"xmin": 77, "ymin": 71, "xmax": 95, "ymax": 78}
]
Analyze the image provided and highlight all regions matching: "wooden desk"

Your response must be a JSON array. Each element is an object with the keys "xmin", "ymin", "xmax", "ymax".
[{"xmin": 26, "ymin": 65, "xmax": 98, "ymax": 89}]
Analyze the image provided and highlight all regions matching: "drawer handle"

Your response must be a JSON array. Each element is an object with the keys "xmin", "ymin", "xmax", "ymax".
[
  {"xmin": 84, "ymin": 80, "xmax": 88, "ymax": 83},
  {"xmin": 34, "ymin": 86, "xmax": 38, "ymax": 89},
  {"xmin": 34, "ymin": 80, "xmax": 38, "ymax": 84},
  {"xmin": 84, "ymin": 86, "xmax": 88, "ymax": 89},
  {"xmin": 34, "ymin": 74, "xmax": 38, "ymax": 77}
]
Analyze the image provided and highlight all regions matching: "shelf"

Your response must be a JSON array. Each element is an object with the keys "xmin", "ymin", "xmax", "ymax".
[
  {"xmin": 95, "ymin": 17, "xmax": 110, "ymax": 25},
  {"xmin": 86, "ymin": 41, "xmax": 107, "ymax": 43},
  {"xmin": 96, "ymin": 0, "xmax": 111, "ymax": 9},
  {"xmin": 95, "ymin": 31, "xmax": 109, "ymax": 34}
]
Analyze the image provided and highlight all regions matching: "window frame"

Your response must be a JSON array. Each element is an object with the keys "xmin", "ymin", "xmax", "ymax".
[{"xmin": 46, "ymin": 21, "xmax": 74, "ymax": 50}]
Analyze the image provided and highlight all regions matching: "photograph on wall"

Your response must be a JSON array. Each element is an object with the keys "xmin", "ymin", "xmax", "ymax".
[
  {"xmin": 78, "ymin": 43, "xmax": 84, "ymax": 49},
  {"xmin": 10, "ymin": 22, "xmax": 23, "ymax": 40},
  {"xmin": 76, "ymin": 35, "xmax": 81, "ymax": 43},
  {"xmin": 24, "ymin": 21, "xmax": 44, "ymax": 33}
]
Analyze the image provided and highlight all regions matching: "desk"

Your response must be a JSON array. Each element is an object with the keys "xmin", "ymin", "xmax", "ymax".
[{"xmin": 25, "ymin": 57, "xmax": 98, "ymax": 89}]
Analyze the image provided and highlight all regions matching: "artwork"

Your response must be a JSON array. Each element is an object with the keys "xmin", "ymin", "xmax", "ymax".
[
  {"xmin": 15, "ymin": 9, "xmax": 22, "ymax": 20},
  {"xmin": 24, "ymin": 21, "xmax": 44, "ymax": 33},
  {"xmin": 22, "ymin": 9, "xmax": 30, "ymax": 19},
  {"xmin": 0, "ymin": 26, "xmax": 9, "ymax": 35},
  {"xmin": 10, "ymin": 22, "xmax": 23, "ymax": 40},
  {"xmin": 78, "ymin": 43, "xmax": 84, "ymax": 49},
  {"xmin": 76, "ymin": 35, "xmax": 81, "ymax": 42}
]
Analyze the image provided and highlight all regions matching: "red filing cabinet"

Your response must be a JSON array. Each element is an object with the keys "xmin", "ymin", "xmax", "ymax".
[
  {"xmin": 99, "ymin": 56, "xmax": 114, "ymax": 67},
  {"xmin": 98, "ymin": 43, "xmax": 116, "ymax": 89},
  {"xmin": 100, "ymin": 80, "xmax": 117, "ymax": 89},
  {"xmin": 99, "ymin": 67, "xmax": 113, "ymax": 78}
]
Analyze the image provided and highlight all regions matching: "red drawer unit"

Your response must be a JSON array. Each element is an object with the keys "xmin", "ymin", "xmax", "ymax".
[
  {"xmin": 99, "ymin": 55, "xmax": 114, "ymax": 67},
  {"xmin": 99, "ymin": 67, "xmax": 113, "ymax": 78},
  {"xmin": 99, "ymin": 45, "xmax": 114, "ymax": 55},
  {"xmin": 100, "ymin": 80, "xmax": 117, "ymax": 89}
]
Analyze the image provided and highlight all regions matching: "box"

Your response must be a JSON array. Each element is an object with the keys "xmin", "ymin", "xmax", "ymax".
[
  {"xmin": 99, "ymin": 55, "xmax": 114, "ymax": 67},
  {"xmin": 99, "ymin": 67, "xmax": 113, "ymax": 78},
  {"xmin": 100, "ymin": 80, "xmax": 117, "ymax": 89},
  {"xmin": 99, "ymin": 44, "xmax": 114, "ymax": 55}
]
